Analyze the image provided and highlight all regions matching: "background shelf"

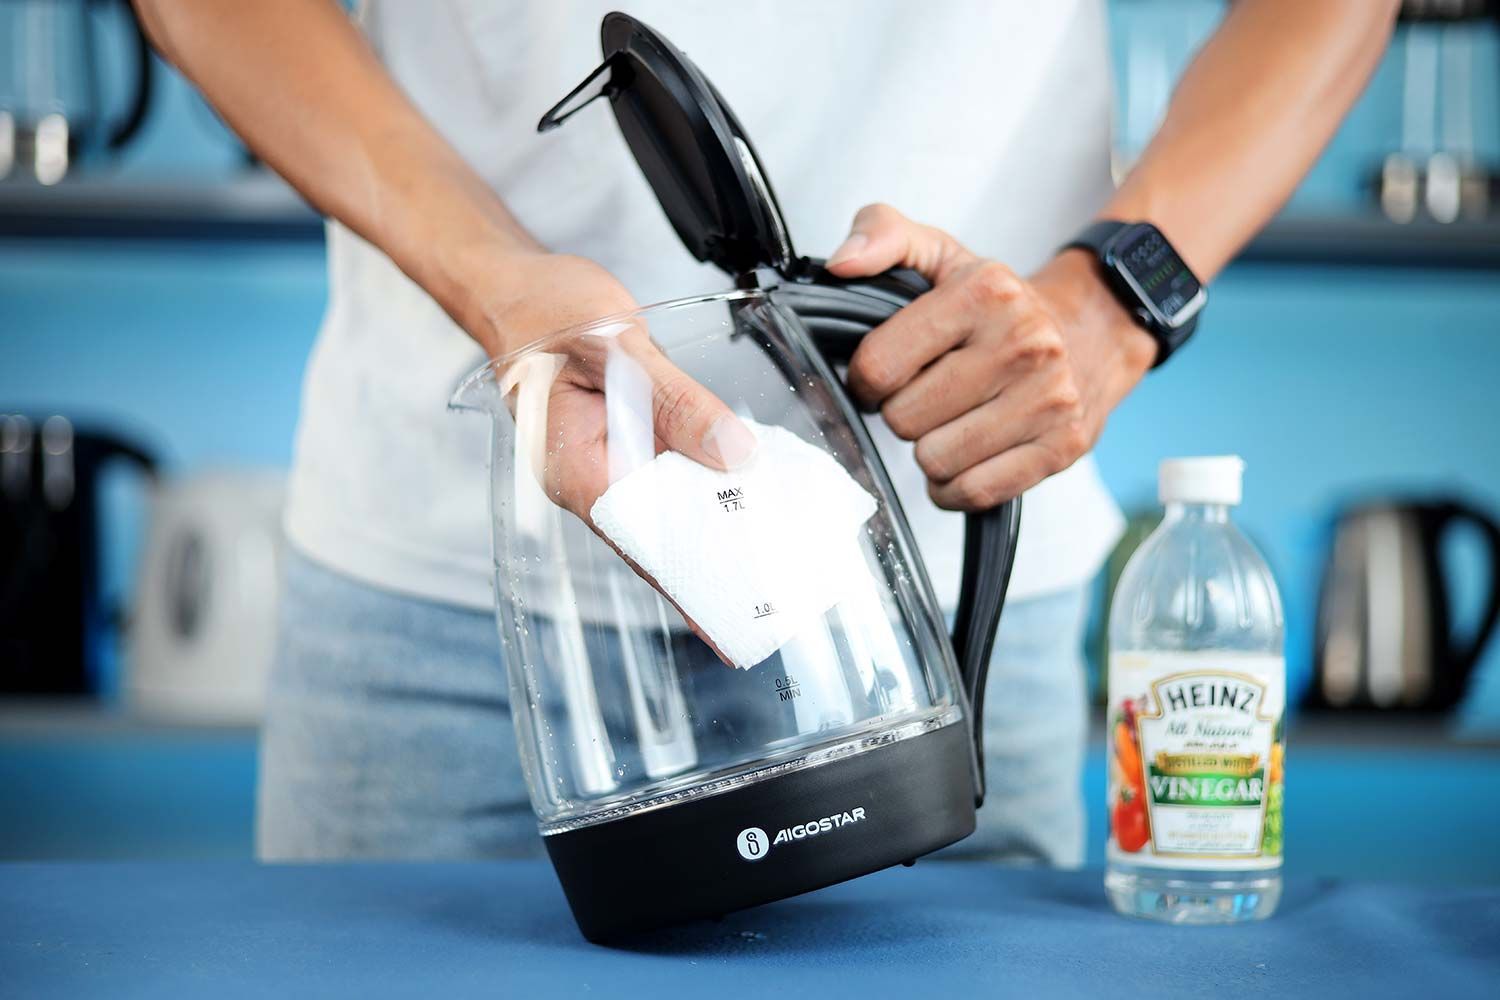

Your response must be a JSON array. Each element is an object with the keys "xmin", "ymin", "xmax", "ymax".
[{"xmin": 4, "ymin": 174, "xmax": 1500, "ymax": 269}]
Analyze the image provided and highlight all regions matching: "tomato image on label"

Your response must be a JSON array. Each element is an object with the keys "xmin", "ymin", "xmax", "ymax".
[
  {"xmin": 1108, "ymin": 698, "xmax": 1151, "ymax": 853},
  {"xmin": 1113, "ymin": 791, "xmax": 1151, "ymax": 853}
]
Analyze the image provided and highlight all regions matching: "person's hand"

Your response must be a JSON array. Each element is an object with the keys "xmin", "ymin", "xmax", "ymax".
[
  {"xmin": 475, "ymin": 253, "xmax": 757, "ymax": 521},
  {"xmin": 824, "ymin": 205, "xmax": 1158, "ymax": 511},
  {"xmin": 471, "ymin": 252, "xmax": 755, "ymax": 663}
]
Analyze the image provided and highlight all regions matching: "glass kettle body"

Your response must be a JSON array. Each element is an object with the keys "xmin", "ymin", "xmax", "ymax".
[{"xmin": 453, "ymin": 289, "xmax": 1015, "ymax": 940}]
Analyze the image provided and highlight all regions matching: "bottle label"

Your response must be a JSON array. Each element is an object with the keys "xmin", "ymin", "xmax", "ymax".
[{"xmin": 1107, "ymin": 651, "xmax": 1285, "ymax": 870}]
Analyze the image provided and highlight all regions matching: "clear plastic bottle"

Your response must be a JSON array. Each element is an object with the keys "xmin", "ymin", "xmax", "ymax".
[{"xmin": 1105, "ymin": 456, "xmax": 1285, "ymax": 923}]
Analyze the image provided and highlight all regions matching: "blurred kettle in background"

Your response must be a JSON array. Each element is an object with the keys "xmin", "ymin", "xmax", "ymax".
[
  {"xmin": 1312, "ymin": 498, "xmax": 1500, "ymax": 713},
  {"xmin": 1, "ymin": 413, "xmax": 156, "ymax": 694},
  {"xmin": 0, "ymin": 0, "xmax": 155, "ymax": 184},
  {"xmin": 126, "ymin": 469, "xmax": 284, "ymax": 723}
]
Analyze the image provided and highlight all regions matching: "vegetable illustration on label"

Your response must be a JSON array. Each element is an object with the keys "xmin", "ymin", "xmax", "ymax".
[{"xmin": 1109, "ymin": 698, "xmax": 1151, "ymax": 853}]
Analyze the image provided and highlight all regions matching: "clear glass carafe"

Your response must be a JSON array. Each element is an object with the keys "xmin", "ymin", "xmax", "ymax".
[{"xmin": 451, "ymin": 290, "xmax": 967, "ymax": 833}]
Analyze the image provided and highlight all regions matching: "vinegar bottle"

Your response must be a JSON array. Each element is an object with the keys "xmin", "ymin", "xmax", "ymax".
[{"xmin": 1105, "ymin": 456, "xmax": 1285, "ymax": 923}]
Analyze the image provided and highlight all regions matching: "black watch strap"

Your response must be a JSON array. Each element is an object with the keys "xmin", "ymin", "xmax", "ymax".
[
  {"xmin": 1065, "ymin": 220, "xmax": 1130, "ymax": 258},
  {"xmin": 1063, "ymin": 220, "xmax": 1200, "ymax": 369}
]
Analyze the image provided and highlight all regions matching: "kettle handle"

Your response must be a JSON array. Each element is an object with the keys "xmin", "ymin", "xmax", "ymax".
[
  {"xmin": 952, "ymin": 503, "xmax": 1022, "ymax": 807},
  {"xmin": 1432, "ymin": 500, "xmax": 1500, "ymax": 694},
  {"xmin": 777, "ymin": 263, "xmax": 1023, "ymax": 808}
]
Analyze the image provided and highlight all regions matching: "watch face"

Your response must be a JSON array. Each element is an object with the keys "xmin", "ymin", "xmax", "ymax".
[{"xmin": 1110, "ymin": 225, "xmax": 1204, "ymax": 327}]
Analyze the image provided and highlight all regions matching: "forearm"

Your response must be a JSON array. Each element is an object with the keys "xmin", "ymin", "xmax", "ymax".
[
  {"xmin": 133, "ymin": 0, "xmax": 537, "ymax": 353},
  {"xmin": 1104, "ymin": 0, "xmax": 1398, "ymax": 280}
]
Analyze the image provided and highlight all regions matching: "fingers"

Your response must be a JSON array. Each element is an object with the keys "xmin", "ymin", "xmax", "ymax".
[
  {"xmin": 908, "ymin": 387, "xmax": 1044, "ymax": 485},
  {"xmin": 846, "ymin": 259, "xmax": 1031, "ymax": 409},
  {"xmin": 845, "ymin": 288, "xmax": 971, "ymax": 407},
  {"xmin": 879, "ymin": 310, "xmax": 1067, "ymax": 441},
  {"xmin": 542, "ymin": 324, "xmax": 756, "ymax": 522},
  {"xmin": 543, "ymin": 385, "xmax": 611, "ymax": 517},
  {"xmin": 876, "ymin": 346, "xmax": 1001, "ymax": 440},
  {"xmin": 624, "ymin": 333, "xmax": 758, "ymax": 471},
  {"xmin": 927, "ymin": 442, "xmax": 1058, "ymax": 512},
  {"xmin": 825, "ymin": 203, "xmax": 976, "ymax": 283},
  {"xmin": 904, "ymin": 308, "xmax": 1092, "ymax": 512},
  {"xmin": 911, "ymin": 370, "xmax": 1081, "ymax": 484},
  {"xmin": 922, "ymin": 399, "xmax": 1094, "ymax": 512}
]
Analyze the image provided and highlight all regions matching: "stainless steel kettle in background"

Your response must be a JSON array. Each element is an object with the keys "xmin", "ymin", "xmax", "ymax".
[{"xmin": 1312, "ymin": 498, "xmax": 1500, "ymax": 712}]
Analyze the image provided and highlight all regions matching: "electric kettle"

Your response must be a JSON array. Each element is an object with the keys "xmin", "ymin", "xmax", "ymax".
[
  {"xmin": 1, "ymin": 414, "xmax": 156, "ymax": 695},
  {"xmin": 1311, "ymin": 498, "xmax": 1500, "ymax": 713},
  {"xmin": 0, "ymin": 0, "xmax": 155, "ymax": 184},
  {"xmin": 450, "ymin": 13, "xmax": 1021, "ymax": 942},
  {"xmin": 127, "ymin": 469, "xmax": 286, "ymax": 722}
]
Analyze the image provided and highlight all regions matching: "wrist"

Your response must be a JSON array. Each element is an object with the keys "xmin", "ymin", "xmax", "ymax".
[
  {"xmin": 1035, "ymin": 249, "xmax": 1157, "ymax": 382},
  {"xmin": 381, "ymin": 154, "xmax": 546, "ymax": 356},
  {"xmin": 429, "ymin": 239, "xmax": 550, "ymax": 358},
  {"xmin": 443, "ymin": 250, "xmax": 639, "ymax": 361}
]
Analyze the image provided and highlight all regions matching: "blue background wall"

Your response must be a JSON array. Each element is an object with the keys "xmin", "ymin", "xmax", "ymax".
[
  {"xmin": 1095, "ymin": 262, "xmax": 1500, "ymax": 727},
  {"xmin": 3, "ymin": 4, "xmax": 1499, "ymax": 726}
]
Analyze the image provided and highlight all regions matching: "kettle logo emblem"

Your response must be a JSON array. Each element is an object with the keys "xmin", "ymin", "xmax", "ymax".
[
  {"xmin": 735, "ymin": 827, "xmax": 769, "ymax": 861},
  {"xmin": 735, "ymin": 807, "xmax": 868, "ymax": 862}
]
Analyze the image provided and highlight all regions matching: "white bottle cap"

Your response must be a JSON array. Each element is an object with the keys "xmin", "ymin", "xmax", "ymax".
[{"xmin": 1159, "ymin": 455, "xmax": 1245, "ymax": 506}]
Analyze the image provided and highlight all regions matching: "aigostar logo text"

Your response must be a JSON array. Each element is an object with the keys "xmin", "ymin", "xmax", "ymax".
[{"xmin": 735, "ymin": 807, "xmax": 867, "ymax": 861}]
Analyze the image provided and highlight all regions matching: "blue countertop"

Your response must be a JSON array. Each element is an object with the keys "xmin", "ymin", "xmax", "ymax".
[
  {"xmin": 2, "ymin": 861, "xmax": 1495, "ymax": 999},
  {"xmin": 7, "ymin": 712, "xmax": 1500, "ymax": 888}
]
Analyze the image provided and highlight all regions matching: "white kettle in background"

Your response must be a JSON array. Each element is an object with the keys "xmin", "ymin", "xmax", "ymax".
[{"xmin": 127, "ymin": 469, "xmax": 285, "ymax": 723}]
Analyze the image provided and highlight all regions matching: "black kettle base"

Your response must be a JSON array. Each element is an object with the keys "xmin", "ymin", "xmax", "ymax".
[{"xmin": 543, "ymin": 721, "xmax": 978, "ymax": 943}]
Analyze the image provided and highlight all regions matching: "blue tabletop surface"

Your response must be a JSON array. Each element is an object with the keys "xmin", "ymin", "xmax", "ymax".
[{"xmin": 2, "ymin": 861, "xmax": 1496, "ymax": 999}]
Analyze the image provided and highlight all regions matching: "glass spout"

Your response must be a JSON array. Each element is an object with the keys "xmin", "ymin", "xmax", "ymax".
[{"xmin": 449, "ymin": 359, "xmax": 503, "ymax": 415}]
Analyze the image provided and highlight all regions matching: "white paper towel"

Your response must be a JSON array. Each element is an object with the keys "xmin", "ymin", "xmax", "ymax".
[{"xmin": 589, "ymin": 420, "xmax": 878, "ymax": 670}]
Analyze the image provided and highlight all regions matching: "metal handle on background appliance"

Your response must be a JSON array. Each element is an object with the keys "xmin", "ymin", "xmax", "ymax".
[{"xmin": 777, "ymin": 267, "xmax": 1022, "ymax": 808}]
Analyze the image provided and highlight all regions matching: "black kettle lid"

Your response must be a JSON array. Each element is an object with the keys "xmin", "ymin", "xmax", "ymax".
[{"xmin": 538, "ymin": 12, "xmax": 794, "ymax": 277}]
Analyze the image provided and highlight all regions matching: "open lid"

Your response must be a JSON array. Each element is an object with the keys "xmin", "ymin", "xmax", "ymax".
[{"xmin": 538, "ymin": 12, "xmax": 794, "ymax": 276}]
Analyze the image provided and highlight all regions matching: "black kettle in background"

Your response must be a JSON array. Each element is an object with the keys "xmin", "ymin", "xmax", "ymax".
[
  {"xmin": 1, "ymin": 414, "xmax": 156, "ymax": 695},
  {"xmin": 1311, "ymin": 498, "xmax": 1500, "ymax": 713}
]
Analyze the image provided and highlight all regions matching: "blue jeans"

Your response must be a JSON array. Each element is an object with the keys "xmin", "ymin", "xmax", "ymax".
[{"xmin": 258, "ymin": 551, "xmax": 1089, "ymax": 866}]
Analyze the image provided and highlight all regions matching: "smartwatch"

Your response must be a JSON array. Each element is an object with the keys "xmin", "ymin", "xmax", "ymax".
[{"xmin": 1063, "ymin": 220, "xmax": 1206, "ymax": 368}]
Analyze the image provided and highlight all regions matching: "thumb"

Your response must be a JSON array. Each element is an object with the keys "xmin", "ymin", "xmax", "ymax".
[
  {"xmin": 630, "ymin": 340, "xmax": 758, "ymax": 470},
  {"xmin": 824, "ymin": 202, "xmax": 976, "ymax": 283}
]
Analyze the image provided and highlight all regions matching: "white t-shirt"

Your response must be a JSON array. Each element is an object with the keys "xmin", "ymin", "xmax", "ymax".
[{"xmin": 285, "ymin": 0, "xmax": 1126, "ymax": 612}]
